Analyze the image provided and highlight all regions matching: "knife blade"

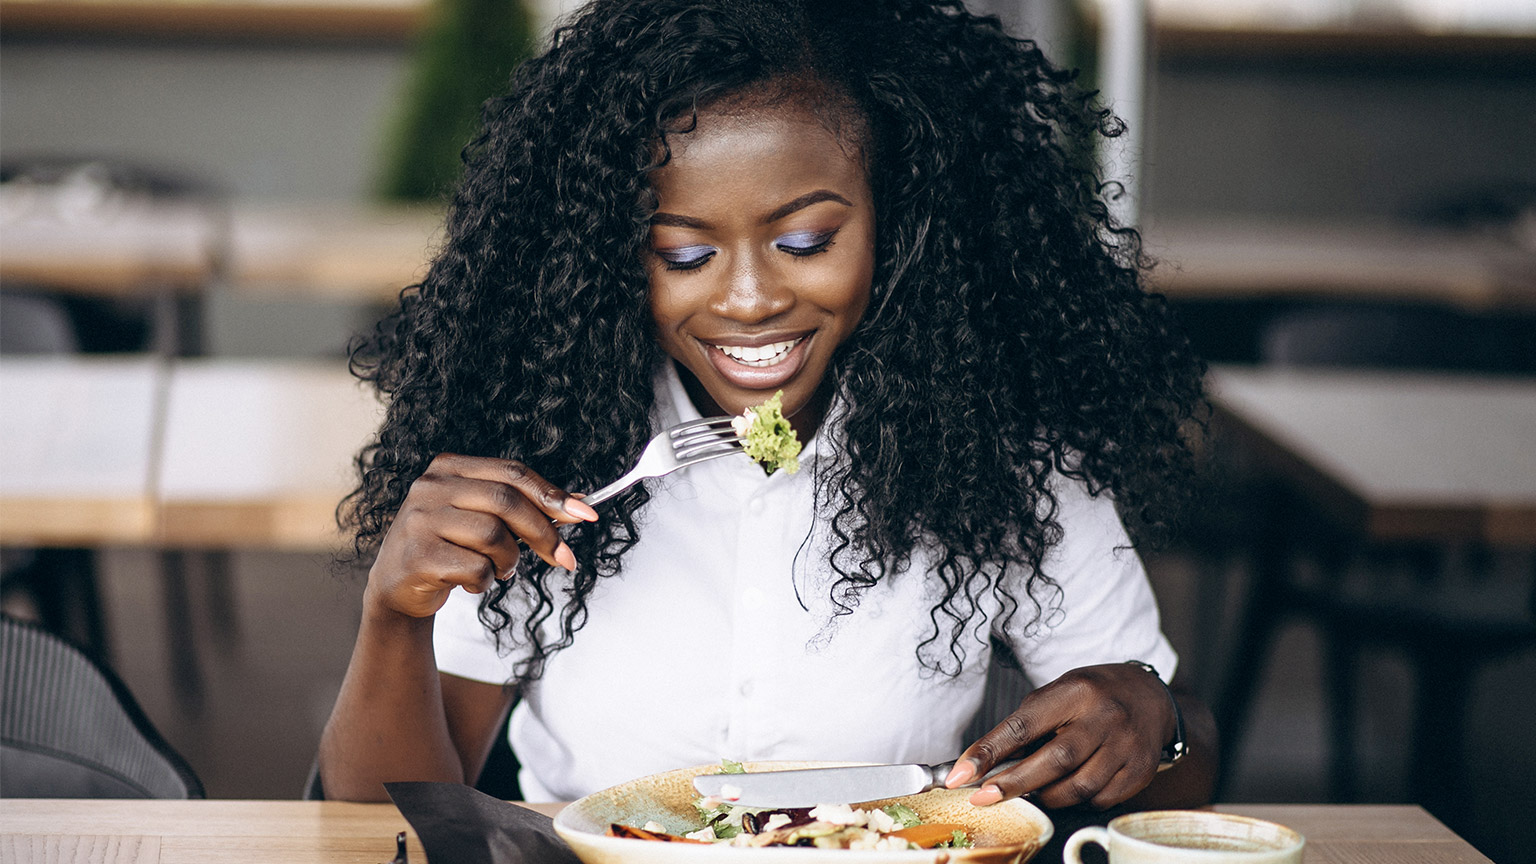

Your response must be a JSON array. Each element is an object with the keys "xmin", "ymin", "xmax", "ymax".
[{"xmin": 690, "ymin": 759, "xmax": 1022, "ymax": 808}]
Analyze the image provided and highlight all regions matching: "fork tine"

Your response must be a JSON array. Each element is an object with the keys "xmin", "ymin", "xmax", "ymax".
[
  {"xmin": 668, "ymin": 416, "xmax": 735, "ymax": 437},
  {"xmin": 673, "ymin": 426, "xmax": 740, "ymax": 448},
  {"xmin": 672, "ymin": 415, "xmax": 734, "ymax": 426},
  {"xmin": 671, "ymin": 415, "xmax": 741, "ymax": 449},
  {"xmin": 676, "ymin": 441, "xmax": 746, "ymax": 467},
  {"xmin": 675, "ymin": 436, "xmax": 744, "ymax": 460}
]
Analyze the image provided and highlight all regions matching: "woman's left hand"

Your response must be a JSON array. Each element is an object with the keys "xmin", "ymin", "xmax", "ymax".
[{"xmin": 944, "ymin": 662, "xmax": 1176, "ymax": 810}]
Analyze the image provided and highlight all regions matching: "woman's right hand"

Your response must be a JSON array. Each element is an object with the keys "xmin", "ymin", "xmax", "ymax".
[{"xmin": 366, "ymin": 453, "xmax": 600, "ymax": 619}]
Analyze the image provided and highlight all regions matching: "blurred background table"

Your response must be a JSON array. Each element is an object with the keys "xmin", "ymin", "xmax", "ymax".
[
  {"xmin": 1145, "ymin": 219, "xmax": 1536, "ymax": 312},
  {"xmin": 1, "ymin": 190, "xmax": 440, "ymax": 308},
  {"xmin": 0, "ymin": 800, "xmax": 1494, "ymax": 863},
  {"xmin": 225, "ymin": 202, "xmax": 441, "ymax": 305},
  {"xmin": 0, "ymin": 357, "xmax": 164, "ymax": 547},
  {"xmin": 0, "ymin": 357, "xmax": 379, "ymax": 551},
  {"xmin": 0, "ymin": 196, "xmax": 215, "ymax": 299},
  {"xmin": 1204, "ymin": 365, "xmax": 1536, "ymax": 835},
  {"xmin": 157, "ymin": 359, "xmax": 382, "ymax": 550},
  {"xmin": 1209, "ymin": 366, "xmax": 1536, "ymax": 543}
]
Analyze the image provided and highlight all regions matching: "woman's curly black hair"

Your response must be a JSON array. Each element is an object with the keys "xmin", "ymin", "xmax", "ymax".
[{"xmin": 343, "ymin": 0, "xmax": 1206, "ymax": 683}]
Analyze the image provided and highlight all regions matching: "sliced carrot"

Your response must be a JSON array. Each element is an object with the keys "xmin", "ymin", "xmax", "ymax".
[
  {"xmin": 888, "ymin": 823, "xmax": 970, "ymax": 848},
  {"xmin": 606, "ymin": 823, "xmax": 711, "ymax": 843}
]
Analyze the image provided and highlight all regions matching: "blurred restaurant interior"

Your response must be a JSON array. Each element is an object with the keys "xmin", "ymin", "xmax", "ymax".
[{"xmin": 1, "ymin": 0, "xmax": 1533, "ymax": 860}]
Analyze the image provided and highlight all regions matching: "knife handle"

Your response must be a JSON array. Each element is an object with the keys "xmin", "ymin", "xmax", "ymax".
[{"xmin": 926, "ymin": 757, "xmax": 1024, "ymax": 791}]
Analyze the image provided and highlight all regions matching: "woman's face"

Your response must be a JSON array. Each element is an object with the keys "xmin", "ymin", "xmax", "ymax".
[{"xmin": 646, "ymin": 100, "xmax": 874, "ymax": 438}]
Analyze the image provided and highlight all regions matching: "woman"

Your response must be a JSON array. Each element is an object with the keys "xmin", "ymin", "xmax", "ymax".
[{"xmin": 320, "ymin": 0, "xmax": 1217, "ymax": 811}]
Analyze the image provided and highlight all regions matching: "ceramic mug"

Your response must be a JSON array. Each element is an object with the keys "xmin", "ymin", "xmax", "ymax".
[{"xmin": 1064, "ymin": 810, "xmax": 1304, "ymax": 863}]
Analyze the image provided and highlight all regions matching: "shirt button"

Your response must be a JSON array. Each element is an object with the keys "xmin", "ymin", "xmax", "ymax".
[
  {"xmin": 739, "ymin": 681, "xmax": 754, "ymax": 698},
  {"xmin": 748, "ymin": 498, "xmax": 766, "ymax": 514}
]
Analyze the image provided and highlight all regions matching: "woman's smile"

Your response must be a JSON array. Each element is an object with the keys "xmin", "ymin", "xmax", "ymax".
[
  {"xmin": 712, "ymin": 336, "xmax": 804, "ymax": 367},
  {"xmin": 700, "ymin": 332, "xmax": 812, "ymax": 389},
  {"xmin": 644, "ymin": 97, "xmax": 874, "ymax": 440}
]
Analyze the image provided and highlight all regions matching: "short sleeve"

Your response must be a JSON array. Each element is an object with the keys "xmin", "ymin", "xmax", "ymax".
[
  {"xmin": 1006, "ymin": 475, "xmax": 1178, "ymax": 686},
  {"xmin": 433, "ymin": 585, "xmax": 524, "ymax": 685}
]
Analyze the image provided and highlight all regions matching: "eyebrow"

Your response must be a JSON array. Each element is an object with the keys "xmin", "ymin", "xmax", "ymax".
[
  {"xmin": 650, "ymin": 189, "xmax": 854, "ymax": 230},
  {"xmin": 764, "ymin": 189, "xmax": 853, "ymax": 223}
]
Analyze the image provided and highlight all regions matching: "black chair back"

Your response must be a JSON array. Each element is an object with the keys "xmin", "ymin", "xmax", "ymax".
[{"xmin": 1, "ymin": 614, "xmax": 204, "ymax": 798}]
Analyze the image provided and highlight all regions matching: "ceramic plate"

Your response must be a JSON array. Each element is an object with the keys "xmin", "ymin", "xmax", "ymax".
[{"xmin": 553, "ymin": 760, "xmax": 1053, "ymax": 864}]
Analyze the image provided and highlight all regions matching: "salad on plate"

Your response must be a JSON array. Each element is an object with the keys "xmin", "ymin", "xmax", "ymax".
[{"xmin": 606, "ymin": 761, "xmax": 973, "ymax": 850}]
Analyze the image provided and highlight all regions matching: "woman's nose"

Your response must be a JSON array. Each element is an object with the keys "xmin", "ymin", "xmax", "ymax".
[{"xmin": 709, "ymin": 252, "xmax": 794, "ymax": 323}]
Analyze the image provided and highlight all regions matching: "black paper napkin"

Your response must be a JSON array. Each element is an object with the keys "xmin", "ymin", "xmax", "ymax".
[{"xmin": 385, "ymin": 781, "xmax": 584, "ymax": 864}]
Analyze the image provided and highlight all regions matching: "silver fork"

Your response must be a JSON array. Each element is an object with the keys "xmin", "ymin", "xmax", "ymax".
[{"xmin": 580, "ymin": 416, "xmax": 744, "ymax": 507}]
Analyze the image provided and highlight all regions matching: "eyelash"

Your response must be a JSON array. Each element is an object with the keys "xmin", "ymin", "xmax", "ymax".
[
  {"xmin": 777, "ymin": 230, "xmax": 837, "ymax": 258},
  {"xmin": 654, "ymin": 230, "xmax": 839, "ymax": 272},
  {"xmin": 656, "ymin": 245, "xmax": 715, "ymax": 271}
]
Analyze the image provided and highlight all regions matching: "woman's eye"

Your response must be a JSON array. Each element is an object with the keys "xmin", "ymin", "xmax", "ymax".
[
  {"xmin": 775, "ymin": 230, "xmax": 837, "ymax": 257},
  {"xmin": 655, "ymin": 244, "xmax": 717, "ymax": 271}
]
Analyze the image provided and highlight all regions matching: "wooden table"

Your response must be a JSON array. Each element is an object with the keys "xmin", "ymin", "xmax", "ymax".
[
  {"xmin": 1208, "ymin": 366, "xmax": 1536, "ymax": 544},
  {"xmin": 225, "ymin": 203, "xmax": 442, "ymax": 305},
  {"xmin": 0, "ymin": 357, "xmax": 164, "ymax": 546},
  {"xmin": 0, "ymin": 357, "xmax": 381, "ymax": 551},
  {"xmin": 1, "ymin": 193, "xmax": 441, "ymax": 309},
  {"xmin": 156, "ymin": 359, "xmax": 383, "ymax": 550},
  {"xmin": 0, "ymin": 191, "xmax": 216, "ymax": 298},
  {"xmin": 0, "ymin": 800, "xmax": 1493, "ymax": 863},
  {"xmin": 1144, "ymin": 219, "xmax": 1536, "ymax": 312}
]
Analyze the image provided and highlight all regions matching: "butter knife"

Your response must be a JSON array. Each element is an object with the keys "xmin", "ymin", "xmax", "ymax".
[{"xmin": 690, "ymin": 759, "xmax": 1023, "ymax": 808}]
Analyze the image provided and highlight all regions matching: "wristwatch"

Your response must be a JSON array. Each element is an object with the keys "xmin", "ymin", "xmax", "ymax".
[{"xmin": 1125, "ymin": 660, "xmax": 1188, "ymax": 771}]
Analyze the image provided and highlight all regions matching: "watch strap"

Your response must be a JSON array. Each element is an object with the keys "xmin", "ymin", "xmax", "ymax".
[{"xmin": 1124, "ymin": 660, "xmax": 1187, "ymax": 771}]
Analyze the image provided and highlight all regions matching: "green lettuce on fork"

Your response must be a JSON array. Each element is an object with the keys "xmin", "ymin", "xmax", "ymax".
[{"xmin": 732, "ymin": 391, "xmax": 802, "ymax": 476}]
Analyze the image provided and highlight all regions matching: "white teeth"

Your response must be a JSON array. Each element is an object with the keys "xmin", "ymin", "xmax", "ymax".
[{"xmin": 716, "ymin": 338, "xmax": 802, "ymax": 367}]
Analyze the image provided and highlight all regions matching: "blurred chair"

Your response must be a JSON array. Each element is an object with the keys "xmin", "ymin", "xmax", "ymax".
[
  {"xmin": 0, "ymin": 614, "xmax": 204, "ymax": 798},
  {"xmin": 1210, "ymin": 302, "xmax": 1536, "ymax": 830}
]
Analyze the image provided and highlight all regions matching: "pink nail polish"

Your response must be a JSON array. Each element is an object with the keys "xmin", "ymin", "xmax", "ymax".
[
  {"xmin": 555, "ymin": 543, "xmax": 578, "ymax": 572},
  {"xmin": 565, "ymin": 497, "xmax": 599, "ymax": 521},
  {"xmin": 945, "ymin": 760, "xmax": 977, "ymax": 787},
  {"xmin": 970, "ymin": 785, "xmax": 1003, "ymax": 806}
]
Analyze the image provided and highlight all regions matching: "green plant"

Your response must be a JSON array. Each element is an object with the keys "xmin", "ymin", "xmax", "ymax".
[{"xmin": 378, "ymin": 0, "xmax": 535, "ymax": 201}]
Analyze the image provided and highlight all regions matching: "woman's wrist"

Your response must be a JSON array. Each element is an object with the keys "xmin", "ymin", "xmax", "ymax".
[
  {"xmin": 1124, "ymin": 660, "xmax": 1187, "ymax": 771},
  {"xmin": 361, "ymin": 582, "xmax": 438, "ymax": 634}
]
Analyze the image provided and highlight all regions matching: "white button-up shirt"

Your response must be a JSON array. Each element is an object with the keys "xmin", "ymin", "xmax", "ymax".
[{"xmin": 434, "ymin": 365, "xmax": 1176, "ymax": 801}]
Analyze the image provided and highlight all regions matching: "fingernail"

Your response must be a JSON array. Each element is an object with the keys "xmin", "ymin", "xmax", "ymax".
[
  {"xmin": 564, "ymin": 497, "xmax": 599, "ymax": 521},
  {"xmin": 969, "ymin": 784, "xmax": 1003, "ymax": 807},
  {"xmin": 945, "ymin": 760, "xmax": 977, "ymax": 787},
  {"xmin": 554, "ymin": 542, "xmax": 578, "ymax": 572}
]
